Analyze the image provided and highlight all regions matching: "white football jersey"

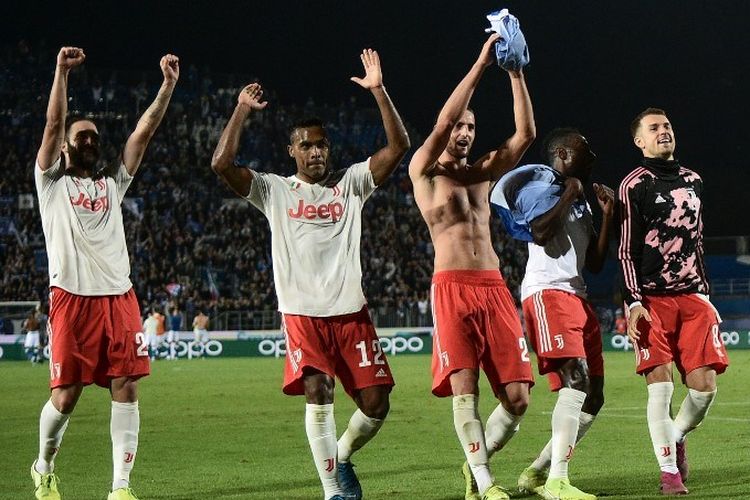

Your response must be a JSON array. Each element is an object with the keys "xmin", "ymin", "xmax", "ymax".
[
  {"xmin": 521, "ymin": 201, "xmax": 594, "ymax": 300},
  {"xmin": 35, "ymin": 158, "xmax": 134, "ymax": 296},
  {"xmin": 246, "ymin": 159, "xmax": 375, "ymax": 316},
  {"xmin": 143, "ymin": 315, "xmax": 159, "ymax": 335}
]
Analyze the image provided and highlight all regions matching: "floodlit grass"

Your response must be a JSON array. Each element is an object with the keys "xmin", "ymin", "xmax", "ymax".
[{"xmin": 2, "ymin": 352, "xmax": 748, "ymax": 499}]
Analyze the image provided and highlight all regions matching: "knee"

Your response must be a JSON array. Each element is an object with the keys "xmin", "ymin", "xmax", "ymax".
[
  {"xmin": 505, "ymin": 392, "xmax": 529, "ymax": 416},
  {"xmin": 561, "ymin": 359, "xmax": 591, "ymax": 393},
  {"xmin": 450, "ymin": 369, "xmax": 479, "ymax": 396},
  {"xmin": 303, "ymin": 373, "xmax": 335, "ymax": 405},
  {"xmin": 111, "ymin": 377, "xmax": 139, "ymax": 403},
  {"xmin": 51, "ymin": 390, "xmax": 79, "ymax": 414},
  {"xmin": 362, "ymin": 396, "xmax": 390, "ymax": 420},
  {"xmin": 357, "ymin": 388, "xmax": 390, "ymax": 420}
]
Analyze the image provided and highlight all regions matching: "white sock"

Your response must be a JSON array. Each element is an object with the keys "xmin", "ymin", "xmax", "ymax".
[
  {"xmin": 36, "ymin": 400, "xmax": 71, "ymax": 474},
  {"xmin": 485, "ymin": 403, "xmax": 523, "ymax": 458},
  {"xmin": 337, "ymin": 409, "xmax": 384, "ymax": 463},
  {"xmin": 111, "ymin": 401, "xmax": 140, "ymax": 490},
  {"xmin": 530, "ymin": 411, "xmax": 596, "ymax": 471},
  {"xmin": 674, "ymin": 389, "xmax": 717, "ymax": 442},
  {"xmin": 306, "ymin": 403, "xmax": 341, "ymax": 498},
  {"xmin": 453, "ymin": 394, "xmax": 492, "ymax": 495},
  {"xmin": 548, "ymin": 388, "xmax": 586, "ymax": 479},
  {"xmin": 647, "ymin": 382, "xmax": 678, "ymax": 474}
]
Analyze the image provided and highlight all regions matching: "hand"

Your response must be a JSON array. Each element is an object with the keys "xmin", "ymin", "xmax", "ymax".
[
  {"xmin": 57, "ymin": 47, "xmax": 85, "ymax": 70},
  {"xmin": 237, "ymin": 83, "xmax": 268, "ymax": 111},
  {"xmin": 350, "ymin": 49, "xmax": 383, "ymax": 89},
  {"xmin": 565, "ymin": 176, "xmax": 584, "ymax": 198},
  {"xmin": 160, "ymin": 54, "xmax": 180, "ymax": 84},
  {"xmin": 593, "ymin": 183, "xmax": 615, "ymax": 217},
  {"xmin": 627, "ymin": 304, "xmax": 652, "ymax": 342},
  {"xmin": 477, "ymin": 33, "xmax": 501, "ymax": 67}
]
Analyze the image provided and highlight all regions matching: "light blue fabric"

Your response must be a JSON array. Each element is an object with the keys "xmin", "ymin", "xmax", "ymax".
[
  {"xmin": 485, "ymin": 8, "xmax": 530, "ymax": 71},
  {"xmin": 490, "ymin": 164, "xmax": 587, "ymax": 242}
]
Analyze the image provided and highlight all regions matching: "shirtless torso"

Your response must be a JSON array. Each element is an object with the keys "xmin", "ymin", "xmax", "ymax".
[{"xmin": 414, "ymin": 163, "xmax": 498, "ymax": 271}]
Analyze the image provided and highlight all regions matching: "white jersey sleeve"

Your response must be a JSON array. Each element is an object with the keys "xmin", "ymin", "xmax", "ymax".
[
  {"xmin": 113, "ymin": 162, "xmax": 135, "ymax": 203},
  {"xmin": 344, "ymin": 160, "xmax": 377, "ymax": 201},
  {"xmin": 245, "ymin": 170, "xmax": 273, "ymax": 213}
]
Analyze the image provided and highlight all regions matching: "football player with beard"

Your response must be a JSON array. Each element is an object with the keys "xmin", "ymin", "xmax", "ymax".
[
  {"xmin": 31, "ymin": 46, "xmax": 179, "ymax": 500},
  {"xmin": 409, "ymin": 34, "xmax": 535, "ymax": 500}
]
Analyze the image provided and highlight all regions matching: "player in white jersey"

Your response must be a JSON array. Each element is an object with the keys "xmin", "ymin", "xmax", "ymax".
[
  {"xmin": 493, "ymin": 129, "xmax": 614, "ymax": 499},
  {"xmin": 143, "ymin": 309, "xmax": 161, "ymax": 361},
  {"xmin": 211, "ymin": 49, "xmax": 409, "ymax": 500},
  {"xmin": 30, "ymin": 47, "xmax": 178, "ymax": 500}
]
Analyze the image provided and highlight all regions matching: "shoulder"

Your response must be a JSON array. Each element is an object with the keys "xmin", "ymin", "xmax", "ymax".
[
  {"xmin": 323, "ymin": 168, "xmax": 348, "ymax": 187},
  {"xmin": 679, "ymin": 166, "xmax": 702, "ymax": 183},
  {"xmin": 619, "ymin": 166, "xmax": 651, "ymax": 192}
]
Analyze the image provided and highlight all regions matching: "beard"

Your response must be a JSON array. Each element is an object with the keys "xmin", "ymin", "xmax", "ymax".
[
  {"xmin": 67, "ymin": 142, "xmax": 100, "ymax": 171},
  {"xmin": 446, "ymin": 143, "xmax": 470, "ymax": 160}
]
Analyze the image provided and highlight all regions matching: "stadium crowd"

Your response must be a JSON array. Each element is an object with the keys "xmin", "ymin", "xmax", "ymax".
[{"xmin": 0, "ymin": 40, "xmax": 529, "ymax": 330}]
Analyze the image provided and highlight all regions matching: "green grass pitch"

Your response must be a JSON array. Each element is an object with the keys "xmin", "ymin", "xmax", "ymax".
[{"xmin": 2, "ymin": 352, "xmax": 748, "ymax": 499}]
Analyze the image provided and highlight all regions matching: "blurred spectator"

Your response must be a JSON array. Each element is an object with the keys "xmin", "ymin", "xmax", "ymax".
[{"xmin": 0, "ymin": 40, "xmax": 529, "ymax": 329}]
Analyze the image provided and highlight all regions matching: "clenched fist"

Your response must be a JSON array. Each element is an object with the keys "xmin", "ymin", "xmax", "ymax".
[
  {"xmin": 57, "ymin": 47, "xmax": 85, "ymax": 70},
  {"xmin": 160, "ymin": 54, "xmax": 179, "ymax": 84}
]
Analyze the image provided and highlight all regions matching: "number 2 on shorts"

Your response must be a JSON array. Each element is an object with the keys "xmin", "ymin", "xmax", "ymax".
[
  {"xmin": 134, "ymin": 332, "xmax": 149, "ymax": 357},
  {"xmin": 519, "ymin": 337, "xmax": 530, "ymax": 362}
]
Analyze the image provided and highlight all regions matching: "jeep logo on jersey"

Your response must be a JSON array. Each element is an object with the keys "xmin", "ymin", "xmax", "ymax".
[
  {"xmin": 70, "ymin": 193, "xmax": 109, "ymax": 212},
  {"xmin": 288, "ymin": 199, "xmax": 344, "ymax": 222}
]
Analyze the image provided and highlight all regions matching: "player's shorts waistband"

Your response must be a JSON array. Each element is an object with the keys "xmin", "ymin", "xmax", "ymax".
[{"xmin": 432, "ymin": 269, "xmax": 505, "ymax": 287}]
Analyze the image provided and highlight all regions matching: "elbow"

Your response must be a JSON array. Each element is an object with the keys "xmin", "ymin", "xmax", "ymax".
[
  {"xmin": 211, "ymin": 157, "xmax": 229, "ymax": 176},
  {"xmin": 396, "ymin": 133, "xmax": 411, "ymax": 156},
  {"xmin": 44, "ymin": 117, "xmax": 64, "ymax": 131},
  {"xmin": 433, "ymin": 119, "xmax": 455, "ymax": 136},
  {"xmin": 519, "ymin": 128, "xmax": 536, "ymax": 149}
]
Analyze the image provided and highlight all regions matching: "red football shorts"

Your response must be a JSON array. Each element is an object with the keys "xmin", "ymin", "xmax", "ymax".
[
  {"xmin": 632, "ymin": 294, "xmax": 729, "ymax": 379},
  {"xmin": 430, "ymin": 270, "xmax": 534, "ymax": 397},
  {"xmin": 522, "ymin": 289, "xmax": 604, "ymax": 391},
  {"xmin": 281, "ymin": 306, "xmax": 395, "ymax": 398},
  {"xmin": 48, "ymin": 287, "xmax": 149, "ymax": 389}
]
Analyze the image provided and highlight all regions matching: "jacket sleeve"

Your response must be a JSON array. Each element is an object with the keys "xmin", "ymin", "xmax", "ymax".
[{"xmin": 617, "ymin": 173, "xmax": 646, "ymax": 307}]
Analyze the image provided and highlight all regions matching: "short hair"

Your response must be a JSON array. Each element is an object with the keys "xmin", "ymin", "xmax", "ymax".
[
  {"xmin": 541, "ymin": 127, "xmax": 581, "ymax": 165},
  {"xmin": 630, "ymin": 107, "xmax": 667, "ymax": 137},
  {"xmin": 289, "ymin": 117, "xmax": 326, "ymax": 143},
  {"xmin": 64, "ymin": 114, "xmax": 95, "ymax": 139}
]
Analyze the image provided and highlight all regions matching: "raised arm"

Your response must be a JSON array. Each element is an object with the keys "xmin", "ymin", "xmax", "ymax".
[
  {"xmin": 122, "ymin": 54, "xmax": 179, "ymax": 175},
  {"xmin": 37, "ymin": 47, "xmax": 86, "ymax": 171},
  {"xmin": 350, "ymin": 49, "xmax": 410, "ymax": 185},
  {"xmin": 473, "ymin": 69, "xmax": 536, "ymax": 180},
  {"xmin": 585, "ymin": 183, "xmax": 615, "ymax": 273},
  {"xmin": 530, "ymin": 177, "xmax": 582, "ymax": 246},
  {"xmin": 408, "ymin": 34, "xmax": 500, "ymax": 180},
  {"xmin": 211, "ymin": 83, "xmax": 267, "ymax": 197}
]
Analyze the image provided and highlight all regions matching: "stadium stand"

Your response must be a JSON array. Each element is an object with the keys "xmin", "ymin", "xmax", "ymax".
[{"xmin": 0, "ymin": 40, "xmax": 529, "ymax": 331}]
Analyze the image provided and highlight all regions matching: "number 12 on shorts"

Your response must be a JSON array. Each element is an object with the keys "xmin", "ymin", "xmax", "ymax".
[{"xmin": 356, "ymin": 340, "xmax": 385, "ymax": 367}]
